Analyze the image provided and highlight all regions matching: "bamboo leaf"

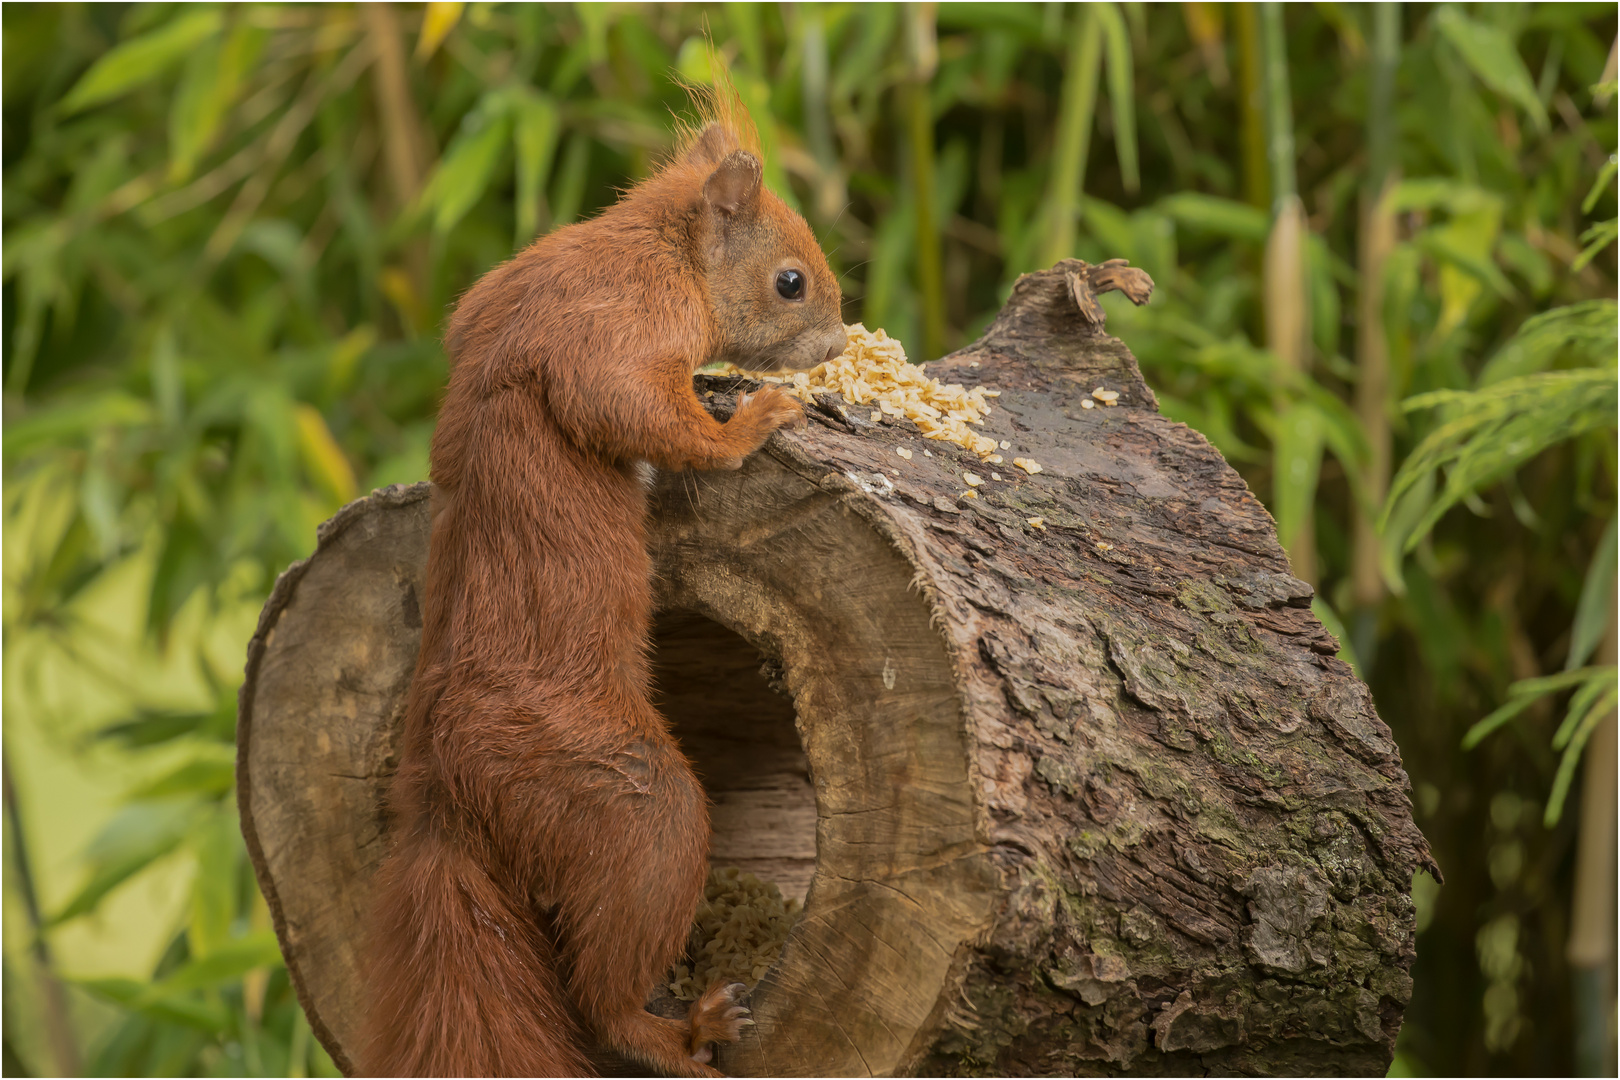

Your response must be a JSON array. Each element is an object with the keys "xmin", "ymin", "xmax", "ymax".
[
  {"xmin": 831, "ymin": 4, "xmax": 899, "ymax": 100},
  {"xmin": 1507, "ymin": 666, "xmax": 1614, "ymax": 700},
  {"xmin": 294, "ymin": 404, "xmax": 359, "ymax": 507},
  {"xmin": 143, "ymin": 931, "xmax": 284, "ymax": 997},
  {"xmin": 2, "ymin": 393, "xmax": 156, "ymax": 459},
  {"xmin": 189, "ymin": 808, "xmax": 243, "ymax": 957},
  {"xmin": 50, "ymin": 802, "xmax": 197, "ymax": 925},
  {"xmin": 934, "ymin": 4, "xmax": 1045, "ymax": 40},
  {"xmin": 422, "ymin": 100, "xmax": 513, "ymax": 235},
  {"xmin": 1479, "ymin": 300, "xmax": 1619, "ymax": 385},
  {"xmin": 549, "ymin": 132, "xmax": 592, "ymax": 226},
  {"xmin": 1157, "ymin": 193, "xmax": 1270, "ymax": 242},
  {"xmin": 1385, "ymin": 177, "xmax": 1482, "ymax": 213},
  {"xmin": 60, "ymin": 9, "xmax": 224, "ymax": 115},
  {"xmin": 1552, "ymin": 673, "xmax": 1616, "ymax": 751},
  {"xmin": 167, "ymin": 39, "xmax": 224, "ymax": 184},
  {"xmin": 1568, "ymin": 515, "xmax": 1618, "ymax": 671},
  {"xmin": 1462, "ymin": 692, "xmax": 1543, "ymax": 749},
  {"xmin": 1573, "ymin": 219, "xmax": 1618, "ymax": 271},
  {"xmin": 1545, "ymin": 685, "xmax": 1616, "ymax": 827},
  {"xmin": 94, "ymin": 710, "xmax": 218, "ymax": 749},
  {"xmin": 1388, "ymin": 370, "xmax": 1617, "ymax": 548},
  {"xmin": 167, "ymin": 23, "xmax": 265, "ymax": 183},
  {"xmin": 1583, "ymin": 157, "xmax": 1617, "ymax": 215},
  {"xmin": 512, "ymin": 90, "xmax": 560, "ymax": 246},
  {"xmin": 73, "ymin": 977, "xmax": 231, "ymax": 1033},
  {"xmin": 125, "ymin": 755, "xmax": 236, "ymax": 801},
  {"xmin": 415, "ymin": 2, "xmax": 465, "ymax": 61},
  {"xmin": 1435, "ymin": 6, "xmax": 1551, "ymax": 133},
  {"xmin": 1411, "ymin": 221, "xmax": 1515, "ymax": 334},
  {"xmin": 147, "ymin": 511, "xmax": 212, "ymax": 636}
]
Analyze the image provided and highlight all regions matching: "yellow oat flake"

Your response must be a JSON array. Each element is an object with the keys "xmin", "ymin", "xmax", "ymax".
[
  {"xmin": 1027, "ymin": 517, "xmax": 1047, "ymax": 530},
  {"xmin": 963, "ymin": 472, "xmax": 984, "ymax": 487},
  {"xmin": 1013, "ymin": 457, "xmax": 1043, "ymax": 475},
  {"xmin": 896, "ymin": 447, "xmax": 913, "ymax": 460},
  {"xmin": 723, "ymin": 324, "xmax": 1003, "ymax": 458}
]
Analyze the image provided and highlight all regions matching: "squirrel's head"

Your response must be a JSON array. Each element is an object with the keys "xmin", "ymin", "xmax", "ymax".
[{"xmin": 684, "ymin": 127, "xmax": 846, "ymax": 372}]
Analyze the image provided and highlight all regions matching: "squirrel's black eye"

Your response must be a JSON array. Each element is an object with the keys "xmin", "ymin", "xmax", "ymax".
[{"xmin": 775, "ymin": 269, "xmax": 805, "ymax": 301}]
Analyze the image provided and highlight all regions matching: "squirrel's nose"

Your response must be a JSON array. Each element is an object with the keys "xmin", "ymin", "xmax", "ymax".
[{"xmin": 824, "ymin": 336, "xmax": 847, "ymax": 363}]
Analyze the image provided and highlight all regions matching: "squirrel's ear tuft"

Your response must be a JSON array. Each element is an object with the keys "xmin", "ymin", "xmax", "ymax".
[{"xmin": 703, "ymin": 151, "xmax": 761, "ymax": 217}]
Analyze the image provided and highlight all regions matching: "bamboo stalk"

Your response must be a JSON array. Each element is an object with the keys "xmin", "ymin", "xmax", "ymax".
[
  {"xmin": 363, "ymin": 1, "xmax": 429, "ymax": 213},
  {"xmin": 1263, "ymin": 195, "xmax": 1314, "ymax": 584},
  {"xmin": 1259, "ymin": 2, "xmax": 1313, "ymax": 583},
  {"xmin": 1351, "ymin": 4, "xmax": 1401, "ymax": 633},
  {"xmin": 1260, "ymin": 2, "xmax": 1295, "ymax": 209},
  {"xmin": 3, "ymin": 757, "xmax": 81, "ymax": 1078},
  {"xmin": 1038, "ymin": 6, "xmax": 1102, "ymax": 270},
  {"xmin": 362, "ymin": 1, "xmax": 432, "ymax": 305},
  {"xmin": 1235, "ymin": 3, "xmax": 1268, "ymax": 212},
  {"xmin": 905, "ymin": 3, "xmax": 945, "ymax": 361},
  {"xmin": 1350, "ymin": 186, "xmax": 1397, "ymax": 606},
  {"xmin": 1569, "ymin": 598, "xmax": 1618, "ymax": 1076}
]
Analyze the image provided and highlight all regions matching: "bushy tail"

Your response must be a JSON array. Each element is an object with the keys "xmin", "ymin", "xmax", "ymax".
[{"xmin": 356, "ymin": 828, "xmax": 592, "ymax": 1078}]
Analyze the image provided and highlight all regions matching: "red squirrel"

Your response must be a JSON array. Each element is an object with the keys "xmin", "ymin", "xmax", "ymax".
[{"xmin": 355, "ymin": 95, "xmax": 846, "ymax": 1078}]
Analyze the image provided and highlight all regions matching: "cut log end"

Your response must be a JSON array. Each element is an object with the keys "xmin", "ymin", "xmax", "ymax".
[{"xmin": 239, "ymin": 262, "xmax": 1431, "ymax": 1077}]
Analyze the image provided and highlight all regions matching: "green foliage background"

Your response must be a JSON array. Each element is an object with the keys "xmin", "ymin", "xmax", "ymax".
[{"xmin": 2, "ymin": 2, "xmax": 1615, "ymax": 1076}]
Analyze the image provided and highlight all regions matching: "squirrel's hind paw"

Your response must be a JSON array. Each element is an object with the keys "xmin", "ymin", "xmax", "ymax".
[{"xmin": 687, "ymin": 981, "xmax": 752, "ymax": 1058}]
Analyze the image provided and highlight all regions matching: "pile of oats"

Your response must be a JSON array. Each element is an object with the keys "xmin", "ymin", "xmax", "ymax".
[{"xmin": 726, "ymin": 323, "xmax": 1005, "ymax": 458}]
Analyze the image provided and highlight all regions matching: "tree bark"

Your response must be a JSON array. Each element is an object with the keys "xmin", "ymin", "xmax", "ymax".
[{"xmin": 238, "ymin": 260, "xmax": 1435, "ymax": 1077}]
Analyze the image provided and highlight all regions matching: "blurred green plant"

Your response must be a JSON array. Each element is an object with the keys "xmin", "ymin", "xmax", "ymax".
[
  {"xmin": 2, "ymin": 2, "xmax": 1615, "ymax": 1076},
  {"xmin": 1381, "ymin": 299, "xmax": 1617, "ymax": 826}
]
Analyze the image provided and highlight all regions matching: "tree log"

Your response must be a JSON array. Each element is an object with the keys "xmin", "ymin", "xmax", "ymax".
[{"xmin": 238, "ymin": 261, "xmax": 1435, "ymax": 1077}]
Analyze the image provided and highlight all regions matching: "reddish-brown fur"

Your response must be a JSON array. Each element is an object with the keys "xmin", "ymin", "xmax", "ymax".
[{"xmin": 355, "ymin": 107, "xmax": 845, "ymax": 1078}]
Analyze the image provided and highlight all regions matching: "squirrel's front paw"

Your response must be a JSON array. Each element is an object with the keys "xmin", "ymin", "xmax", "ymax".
[
  {"xmin": 735, "ymin": 386, "xmax": 805, "ymax": 434},
  {"xmin": 686, "ymin": 981, "xmax": 752, "ymax": 1061}
]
